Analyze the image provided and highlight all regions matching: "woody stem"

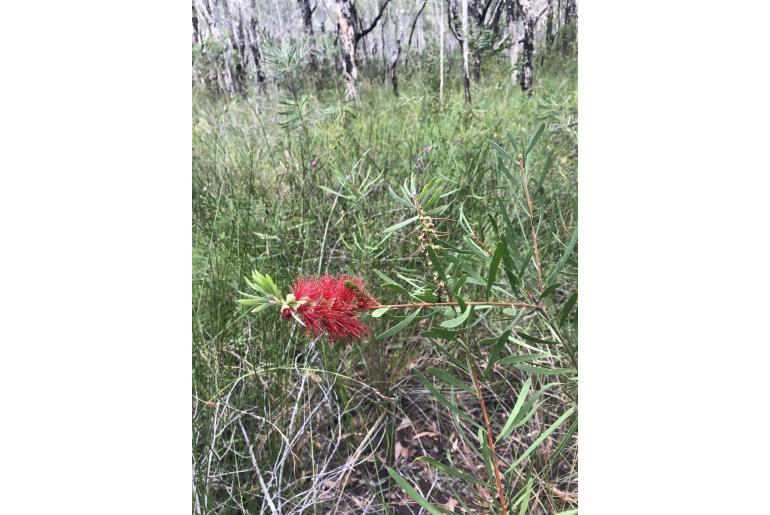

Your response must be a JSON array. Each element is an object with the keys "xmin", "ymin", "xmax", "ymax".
[{"xmin": 366, "ymin": 300, "xmax": 540, "ymax": 310}]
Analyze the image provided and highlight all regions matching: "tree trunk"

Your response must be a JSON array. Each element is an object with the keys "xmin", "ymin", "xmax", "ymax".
[
  {"xmin": 248, "ymin": 0, "xmax": 266, "ymax": 89},
  {"xmin": 562, "ymin": 0, "xmax": 576, "ymax": 55},
  {"xmin": 336, "ymin": 0, "xmax": 359, "ymax": 100},
  {"xmin": 545, "ymin": 0, "xmax": 554, "ymax": 49},
  {"xmin": 223, "ymin": 0, "xmax": 247, "ymax": 94},
  {"xmin": 461, "ymin": 0, "xmax": 472, "ymax": 104},
  {"xmin": 388, "ymin": 12, "xmax": 402, "ymax": 96},
  {"xmin": 471, "ymin": 0, "xmax": 483, "ymax": 81},
  {"xmin": 381, "ymin": 15, "xmax": 387, "ymax": 85},
  {"xmin": 204, "ymin": 0, "xmax": 234, "ymax": 93},
  {"xmin": 518, "ymin": 0, "xmax": 534, "ymax": 95},
  {"xmin": 334, "ymin": 0, "xmax": 392, "ymax": 101},
  {"xmin": 192, "ymin": 1, "xmax": 200, "ymax": 44},
  {"xmin": 506, "ymin": 0, "xmax": 519, "ymax": 86},
  {"xmin": 298, "ymin": 0, "xmax": 317, "ymax": 70},
  {"xmin": 436, "ymin": 0, "xmax": 444, "ymax": 105},
  {"xmin": 404, "ymin": 0, "xmax": 428, "ymax": 70}
]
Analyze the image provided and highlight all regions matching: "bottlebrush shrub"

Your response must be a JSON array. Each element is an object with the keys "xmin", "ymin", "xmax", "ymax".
[
  {"xmin": 238, "ymin": 272, "xmax": 378, "ymax": 342},
  {"xmin": 239, "ymin": 126, "xmax": 577, "ymax": 514}
]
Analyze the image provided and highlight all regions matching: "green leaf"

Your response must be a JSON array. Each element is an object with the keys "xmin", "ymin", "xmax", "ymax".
[
  {"xmin": 555, "ymin": 509, "xmax": 578, "ymax": 515},
  {"xmin": 388, "ymin": 186, "xmax": 412, "ymax": 208},
  {"xmin": 525, "ymin": 123, "xmax": 546, "ymax": 158},
  {"xmin": 377, "ymin": 308, "xmax": 421, "ymax": 340},
  {"xmin": 488, "ymin": 140, "xmax": 519, "ymax": 188},
  {"xmin": 484, "ymin": 329, "xmax": 511, "ymax": 378},
  {"xmin": 559, "ymin": 292, "xmax": 578, "ymax": 325},
  {"xmin": 318, "ymin": 185, "xmax": 354, "ymax": 199},
  {"xmin": 426, "ymin": 367, "xmax": 474, "ymax": 395},
  {"xmin": 415, "ymin": 370, "xmax": 481, "ymax": 429},
  {"xmin": 496, "ymin": 353, "xmax": 551, "ymax": 366},
  {"xmin": 486, "ymin": 241, "xmax": 504, "ymax": 297},
  {"xmin": 487, "ymin": 138, "xmax": 516, "ymax": 162},
  {"xmin": 373, "ymin": 269, "xmax": 419, "ymax": 299},
  {"xmin": 517, "ymin": 331, "xmax": 559, "ymax": 345},
  {"xmin": 514, "ymin": 365, "xmax": 576, "ymax": 375},
  {"xmin": 249, "ymin": 302, "xmax": 277, "ymax": 315},
  {"xmin": 422, "ymin": 327, "xmax": 461, "ymax": 340},
  {"xmin": 386, "ymin": 467, "xmax": 446, "ymax": 515},
  {"xmin": 236, "ymin": 296, "xmax": 267, "ymax": 307},
  {"xmin": 384, "ymin": 216, "xmax": 419, "ymax": 235},
  {"xmin": 425, "ymin": 246, "xmax": 456, "ymax": 305},
  {"xmin": 418, "ymin": 176, "xmax": 440, "ymax": 203},
  {"xmin": 496, "ymin": 378, "xmax": 531, "ymax": 443},
  {"xmin": 499, "ymin": 241, "xmax": 520, "ymax": 291},
  {"xmin": 417, "ymin": 456, "xmax": 491, "ymax": 489},
  {"xmin": 546, "ymin": 226, "xmax": 578, "ymax": 286},
  {"xmin": 506, "ymin": 407, "xmax": 576, "ymax": 474},
  {"xmin": 440, "ymin": 305, "xmax": 472, "ymax": 328},
  {"xmin": 371, "ymin": 307, "xmax": 390, "ymax": 318},
  {"xmin": 517, "ymin": 479, "xmax": 533, "ymax": 515},
  {"xmin": 534, "ymin": 151, "xmax": 554, "ymax": 194}
]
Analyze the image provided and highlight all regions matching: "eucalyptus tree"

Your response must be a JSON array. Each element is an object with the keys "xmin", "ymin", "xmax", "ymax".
[{"xmin": 333, "ymin": 0, "xmax": 392, "ymax": 100}]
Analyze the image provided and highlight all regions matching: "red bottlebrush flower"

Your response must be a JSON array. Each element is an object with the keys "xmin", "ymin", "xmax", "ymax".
[{"xmin": 287, "ymin": 274, "xmax": 378, "ymax": 342}]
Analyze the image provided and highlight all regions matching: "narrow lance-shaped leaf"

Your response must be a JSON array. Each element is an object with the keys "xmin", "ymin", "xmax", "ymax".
[
  {"xmin": 559, "ymin": 292, "xmax": 578, "ymax": 326},
  {"xmin": 386, "ymin": 468, "xmax": 447, "ymax": 515},
  {"xmin": 371, "ymin": 307, "xmax": 390, "ymax": 318},
  {"xmin": 426, "ymin": 367, "xmax": 474, "ymax": 395},
  {"xmin": 513, "ymin": 364, "xmax": 576, "ymax": 375},
  {"xmin": 384, "ymin": 216, "xmax": 419, "ymax": 235},
  {"xmin": 416, "ymin": 456, "xmax": 492, "ymax": 487},
  {"xmin": 440, "ymin": 305, "xmax": 472, "ymax": 328},
  {"xmin": 377, "ymin": 308, "xmax": 422, "ymax": 340},
  {"xmin": 486, "ymin": 241, "xmax": 504, "ymax": 297},
  {"xmin": 496, "ymin": 377, "xmax": 531, "ymax": 443},
  {"xmin": 524, "ymin": 123, "xmax": 546, "ymax": 158},
  {"xmin": 496, "ymin": 353, "xmax": 552, "ymax": 366},
  {"xmin": 506, "ymin": 407, "xmax": 575, "ymax": 473},
  {"xmin": 546, "ymin": 225, "xmax": 578, "ymax": 286},
  {"xmin": 415, "ymin": 370, "xmax": 481, "ymax": 429},
  {"xmin": 484, "ymin": 329, "xmax": 512, "ymax": 378}
]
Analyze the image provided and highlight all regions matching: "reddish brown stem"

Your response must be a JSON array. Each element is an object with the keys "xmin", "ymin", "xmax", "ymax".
[
  {"xmin": 468, "ymin": 347, "xmax": 508, "ymax": 515},
  {"xmin": 518, "ymin": 154, "xmax": 545, "ymax": 301},
  {"xmin": 367, "ymin": 300, "xmax": 540, "ymax": 310}
]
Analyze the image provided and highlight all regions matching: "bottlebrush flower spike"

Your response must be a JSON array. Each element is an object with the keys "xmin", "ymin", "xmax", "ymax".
[{"xmin": 285, "ymin": 274, "xmax": 378, "ymax": 342}]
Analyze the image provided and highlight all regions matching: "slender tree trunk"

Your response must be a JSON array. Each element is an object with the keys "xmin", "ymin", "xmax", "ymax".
[
  {"xmin": 336, "ymin": 0, "xmax": 359, "ymax": 100},
  {"xmin": 461, "ymin": 0, "xmax": 471, "ymax": 104},
  {"xmin": 192, "ymin": 2, "xmax": 200, "ymax": 44},
  {"xmin": 545, "ymin": 0, "xmax": 554, "ymax": 48},
  {"xmin": 223, "ymin": 0, "xmax": 247, "ymax": 94},
  {"xmin": 471, "ymin": 0, "xmax": 483, "ymax": 81},
  {"xmin": 506, "ymin": 0, "xmax": 519, "ymax": 86},
  {"xmin": 334, "ymin": 0, "xmax": 392, "ymax": 100},
  {"xmin": 562, "ymin": 0, "xmax": 576, "ymax": 55},
  {"xmin": 388, "ymin": 11, "xmax": 402, "ymax": 96},
  {"xmin": 248, "ymin": 0, "xmax": 266, "ymax": 89},
  {"xmin": 381, "ymin": 15, "xmax": 388, "ymax": 85},
  {"xmin": 205, "ymin": 0, "xmax": 235, "ymax": 93},
  {"xmin": 519, "ymin": 0, "xmax": 534, "ymax": 95},
  {"xmin": 404, "ymin": 0, "xmax": 428, "ymax": 70},
  {"xmin": 437, "ymin": 0, "xmax": 444, "ymax": 104},
  {"xmin": 298, "ymin": 0, "xmax": 318, "ymax": 70}
]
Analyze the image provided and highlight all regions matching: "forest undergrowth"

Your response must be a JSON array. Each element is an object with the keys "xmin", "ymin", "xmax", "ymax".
[{"xmin": 193, "ymin": 51, "xmax": 577, "ymax": 514}]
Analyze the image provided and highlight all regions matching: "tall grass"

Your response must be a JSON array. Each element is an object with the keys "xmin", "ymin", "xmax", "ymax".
[{"xmin": 193, "ymin": 52, "xmax": 577, "ymax": 513}]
